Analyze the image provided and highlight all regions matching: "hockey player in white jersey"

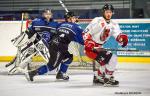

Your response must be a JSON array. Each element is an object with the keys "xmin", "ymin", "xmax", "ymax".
[{"xmin": 83, "ymin": 4, "xmax": 128, "ymax": 86}]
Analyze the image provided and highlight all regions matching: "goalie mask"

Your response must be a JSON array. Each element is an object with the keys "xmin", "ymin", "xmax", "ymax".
[{"xmin": 42, "ymin": 9, "xmax": 53, "ymax": 21}]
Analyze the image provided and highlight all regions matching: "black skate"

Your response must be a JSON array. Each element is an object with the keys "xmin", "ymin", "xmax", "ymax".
[
  {"xmin": 93, "ymin": 75, "xmax": 104, "ymax": 85},
  {"xmin": 56, "ymin": 71, "xmax": 69, "ymax": 80},
  {"xmin": 25, "ymin": 64, "xmax": 37, "ymax": 82},
  {"xmin": 104, "ymin": 76, "xmax": 119, "ymax": 87}
]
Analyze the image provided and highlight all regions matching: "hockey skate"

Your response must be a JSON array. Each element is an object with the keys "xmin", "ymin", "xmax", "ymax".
[
  {"xmin": 25, "ymin": 64, "xmax": 37, "ymax": 82},
  {"xmin": 93, "ymin": 75, "xmax": 105, "ymax": 85},
  {"xmin": 56, "ymin": 71, "xmax": 69, "ymax": 80},
  {"xmin": 104, "ymin": 76, "xmax": 119, "ymax": 87}
]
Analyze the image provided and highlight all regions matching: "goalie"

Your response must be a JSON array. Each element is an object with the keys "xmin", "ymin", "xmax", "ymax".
[
  {"xmin": 83, "ymin": 4, "xmax": 128, "ymax": 86},
  {"xmin": 6, "ymin": 9, "xmax": 58, "ymax": 74}
]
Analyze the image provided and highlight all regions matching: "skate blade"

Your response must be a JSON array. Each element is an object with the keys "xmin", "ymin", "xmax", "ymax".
[
  {"xmin": 93, "ymin": 83, "xmax": 104, "ymax": 86},
  {"xmin": 55, "ymin": 79, "xmax": 69, "ymax": 82},
  {"xmin": 103, "ymin": 83, "xmax": 119, "ymax": 87}
]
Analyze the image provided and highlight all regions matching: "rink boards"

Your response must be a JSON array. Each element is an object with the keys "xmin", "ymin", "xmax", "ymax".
[{"xmin": 0, "ymin": 19, "xmax": 149, "ymax": 63}]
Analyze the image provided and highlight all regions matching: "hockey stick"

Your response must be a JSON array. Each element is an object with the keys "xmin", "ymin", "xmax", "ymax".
[
  {"xmin": 20, "ymin": 13, "xmax": 24, "ymax": 33},
  {"xmin": 59, "ymin": 0, "xmax": 69, "ymax": 12}
]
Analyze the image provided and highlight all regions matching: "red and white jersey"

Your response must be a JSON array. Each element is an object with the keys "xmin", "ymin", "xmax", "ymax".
[{"xmin": 83, "ymin": 17, "xmax": 121, "ymax": 45}]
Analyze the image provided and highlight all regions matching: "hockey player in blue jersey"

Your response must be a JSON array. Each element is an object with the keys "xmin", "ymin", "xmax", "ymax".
[
  {"xmin": 55, "ymin": 12, "xmax": 84, "ymax": 80},
  {"xmin": 26, "ymin": 8, "xmax": 58, "ymax": 43},
  {"xmin": 25, "ymin": 11, "xmax": 84, "ymax": 81}
]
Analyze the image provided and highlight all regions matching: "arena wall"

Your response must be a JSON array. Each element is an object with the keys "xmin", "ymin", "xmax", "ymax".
[{"xmin": 0, "ymin": 19, "xmax": 149, "ymax": 63}]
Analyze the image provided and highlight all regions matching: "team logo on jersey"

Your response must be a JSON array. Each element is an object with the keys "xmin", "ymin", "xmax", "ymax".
[
  {"xmin": 100, "ymin": 27, "xmax": 110, "ymax": 41},
  {"xmin": 101, "ymin": 22, "xmax": 105, "ymax": 27}
]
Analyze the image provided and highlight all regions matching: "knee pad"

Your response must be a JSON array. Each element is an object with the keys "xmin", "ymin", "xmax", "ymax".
[
  {"xmin": 12, "ymin": 32, "xmax": 29, "ymax": 47},
  {"xmin": 95, "ymin": 51, "xmax": 112, "ymax": 64}
]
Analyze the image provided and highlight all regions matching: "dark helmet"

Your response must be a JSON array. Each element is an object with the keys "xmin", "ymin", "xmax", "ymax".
[
  {"xmin": 64, "ymin": 11, "xmax": 76, "ymax": 19},
  {"xmin": 102, "ymin": 4, "xmax": 114, "ymax": 13}
]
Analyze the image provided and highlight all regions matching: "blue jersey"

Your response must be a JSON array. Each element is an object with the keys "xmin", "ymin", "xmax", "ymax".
[
  {"xmin": 28, "ymin": 17, "xmax": 59, "ymax": 42},
  {"xmin": 57, "ymin": 22, "xmax": 84, "ymax": 45}
]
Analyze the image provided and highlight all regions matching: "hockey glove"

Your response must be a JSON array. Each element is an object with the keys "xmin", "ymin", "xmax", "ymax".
[
  {"xmin": 116, "ymin": 34, "xmax": 128, "ymax": 47},
  {"xmin": 84, "ymin": 40, "xmax": 95, "ymax": 51}
]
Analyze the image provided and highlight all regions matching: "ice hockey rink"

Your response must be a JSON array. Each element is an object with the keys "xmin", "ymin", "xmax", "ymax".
[{"xmin": 0, "ymin": 62, "xmax": 150, "ymax": 96}]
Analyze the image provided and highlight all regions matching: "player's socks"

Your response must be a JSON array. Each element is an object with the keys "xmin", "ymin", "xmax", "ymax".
[
  {"xmin": 56, "ymin": 63, "xmax": 69, "ymax": 80},
  {"xmin": 25, "ymin": 65, "xmax": 49, "ymax": 81}
]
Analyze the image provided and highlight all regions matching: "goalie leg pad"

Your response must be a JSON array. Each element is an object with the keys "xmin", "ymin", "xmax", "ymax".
[
  {"xmin": 12, "ymin": 32, "xmax": 29, "ymax": 47},
  {"xmin": 19, "ymin": 43, "xmax": 37, "ymax": 66},
  {"xmin": 34, "ymin": 39, "xmax": 50, "ymax": 62}
]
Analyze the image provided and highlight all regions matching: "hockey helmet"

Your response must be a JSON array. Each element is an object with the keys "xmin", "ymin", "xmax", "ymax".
[
  {"xmin": 64, "ymin": 11, "xmax": 79, "ymax": 19},
  {"xmin": 102, "ymin": 4, "xmax": 114, "ymax": 13}
]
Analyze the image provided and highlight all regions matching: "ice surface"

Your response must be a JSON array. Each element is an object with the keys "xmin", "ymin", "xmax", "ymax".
[{"xmin": 0, "ymin": 62, "xmax": 150, "ymax": 96}]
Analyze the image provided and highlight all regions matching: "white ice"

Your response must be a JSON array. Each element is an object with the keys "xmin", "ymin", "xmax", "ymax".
[{"xmin": 0, "ymin": 62, "xmax": 150, "ymax": 96}]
